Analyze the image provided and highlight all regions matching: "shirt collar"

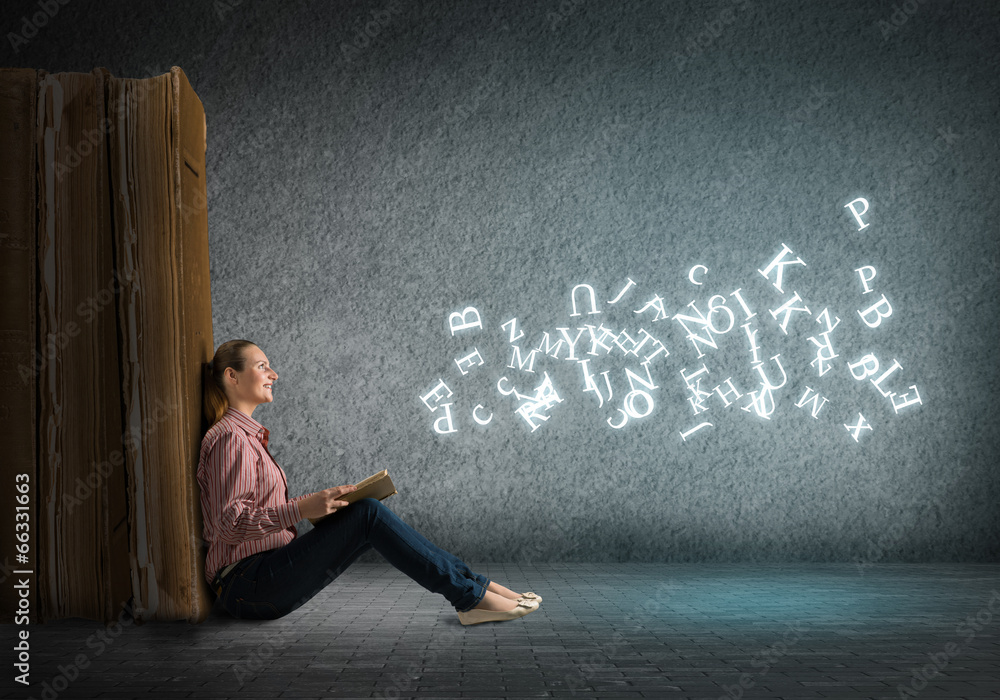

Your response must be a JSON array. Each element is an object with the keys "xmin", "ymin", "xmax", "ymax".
[{"xmin": 223, "ymin": 406, "xmax": 270, "ymax": 448}]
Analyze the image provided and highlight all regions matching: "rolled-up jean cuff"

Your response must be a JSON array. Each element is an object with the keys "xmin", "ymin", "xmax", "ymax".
[{"xmin": 455, "ymin": 573, "xmax": 491, "ymax": 613}]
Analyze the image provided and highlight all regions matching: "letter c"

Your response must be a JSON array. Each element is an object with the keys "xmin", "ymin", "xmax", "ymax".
[{"xmin": 688, "ymin": 264, "xmax": 708, "ymax": 285}]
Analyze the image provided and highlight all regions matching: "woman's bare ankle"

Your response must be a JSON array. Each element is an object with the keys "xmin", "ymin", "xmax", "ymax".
[
  {"xmin": 474, "ymin": 590, "xmax": 518, "ymax": 611},
  {"xmin": 486, "ymin": 580, "xmax": 522, "ymax": 600}
]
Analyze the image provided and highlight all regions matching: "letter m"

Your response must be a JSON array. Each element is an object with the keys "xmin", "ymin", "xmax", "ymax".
[{"xmin": 508, "ymin": 346, "xmax": 540, "ymax": 374}]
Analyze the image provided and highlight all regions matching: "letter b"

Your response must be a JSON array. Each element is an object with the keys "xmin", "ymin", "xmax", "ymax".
[
  {"xmin": 849, "ymin": 354, "xmax": 879, "ymax": 381},
  {"xmin": 448, "ymin": 307, "xmax": 482, "ymax": 335},
  {"xmin": 858, "ymin": 294, "xmax": 892, "ymax": 328}
]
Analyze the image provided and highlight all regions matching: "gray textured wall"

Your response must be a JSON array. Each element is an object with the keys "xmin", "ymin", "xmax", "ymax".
[{"xmin": 8, "ymin": 0, "xmax": 998, "ymax": 562}]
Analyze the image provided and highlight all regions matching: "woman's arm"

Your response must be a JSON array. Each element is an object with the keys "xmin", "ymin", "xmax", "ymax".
[
  {"xmin": 297, "ymin": 485, "xmax": 357, "ymax": 521},
  {"xmin": 200, "ymin": 431, "xmax": 303, "ymax": 545}
]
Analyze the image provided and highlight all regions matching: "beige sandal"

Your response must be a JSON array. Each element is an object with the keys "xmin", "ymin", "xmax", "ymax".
[{"xmin": 457, "ymin": 599, "xmax": 539, "ymax": 625}]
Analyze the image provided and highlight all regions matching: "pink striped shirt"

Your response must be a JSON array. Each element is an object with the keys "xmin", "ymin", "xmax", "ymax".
[{"xmin": 197, "ymin": 406, "xmax": 305, "ymax": 585}]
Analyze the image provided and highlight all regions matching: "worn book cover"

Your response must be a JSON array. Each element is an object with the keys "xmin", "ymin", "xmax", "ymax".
[{"xmin": 308, "ymin": 470, "xmax": 398, "ymax": 525}]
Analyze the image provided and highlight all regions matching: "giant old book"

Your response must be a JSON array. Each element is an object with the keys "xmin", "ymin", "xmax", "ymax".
[{"xmin": 0, "ymin": 66, "xmax": 214, "ymax": 624}]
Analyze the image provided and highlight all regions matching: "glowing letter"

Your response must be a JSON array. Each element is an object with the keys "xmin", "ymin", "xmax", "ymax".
[
  {"xmin": 501, "ymin": 318, "xmax": 525, "ymax": 343},
  {"xmin": 795, "ymin": 386, "xmax": 829, "ymax": 419},
  {"xmin": 870, "ymin": 358, "xmax": 902, "ymax": 398},
  {"xmin": 556, "ymin": 327, "xmax": 587, "ymax": 360},
  {"xmin": 496, "ymin": 376, "xmax": 520, "ymax": 397},
  {"xmin": 707, "ymin": 295, "xmax": 736, "ymax": 334},
  {"xmin": 890, "ymin": 386, "xmax": 923, "ymax": 413},
  {"xmin": 570, "ymin": 284, "xmax": 601, "ymax": 317},
  {"xmin": 421, "ymin": 379, "xmax": 453, "ymax": 411},
  {"xmin": 844, "ymin": 413, "xmax": 872, "ymax": 442},
  {"xmin": 613, "ymin": 329, "xmax": 638, "ymax": 356},
  {"xmin": 753, "ymin": 354, "xmax": 788, "ymax": 391},
  {"xmin": 844, "ymin": 198, "xmax": 870, "ymax": 231},
  {"xmin": 674, "ymin": 302, "xmax": 718, "ymax": 358},
  {"xmin": 432, "ymin": 404, "xmax": 457, "ymax": 434},
  {"xmin": 769, "ymin": 291, "xmax": 811, "ymax": 335},
  {"xmin": 448, "ymin": 307, "xmax": 482, "ymax": 335},
  {"xmin": 808, "ymin": 309, "xmax": 841, "ymax": 376},
  {"xmin": 454, "ymin": 348, "xmax": 485, "ymax": 376},
  {"xmin": 688, "ymin": 265, "xmax": 708, "ymax": 285},
  {"xmin": 625, "ymin": 363, "xmax": 659, "ymax": 392},
  {"xmin": 634, "ymin": 295, "xmax": 668, "ymax": 322},
  {"xmin": 680, "ymin": 422, "xmax": 713, "ymax": 441},
  {"xmin": 713, "ymin": 378, "xmax": 744, "ymax": 407},
  {"xmin": 848, "ymin": 354, "xmax": 879, "ymax": 381},
  {"xmin": 623, "ymin": 390, "xmax": 654, "ymax": 419},
  {"xmin": 856, "ymin": 266, "xmax": 877, "ymax": 294},
  {"xmin": 514, "ymin": 372, "xmax": 563, "ymax": 432},
  {"xmin": 535, "ymin": 331, "xmax": 565, "ymax": 358},
  {"xmin": 680, "ymin": 364, "xmax": 712, "ymax": 415},
  {"xmin": 585, "ymin": 324, "xmax": 619, "ymax": 356},
  {"xmin": 742, "ymin": 322, "xmax": 761, "ymax": 364},
  {"xmin": 638, "ymin": 329, "xmax": 670, "ymax": 364},
  {"xmin": 579, "ymin": 359, "xmax": 613, "ymax": 408},
  {"xmin": 742, "ymin": 354, "xmax": 787, "ymax": 420},
  {"xmin": 607, "ymin": 410, "xmax": 628, "ymax": 430},
  {"xmin": 729, "ymin": 288, "xmax": 756, "ymax": 320},
  {"xmin": 608, "ymin": 278, "xmax": 636, "ymax": 304},
  {"xmin": 758, "ymin": 243, "xmax": 806, "ymax": 293},
  {"xmin": 508, "ymin": 345, "xmax": 540, "ymax": 374},
  {"xmin": 858, "ymin": 294, "xmax": 893, "ymax": 329},
  {"xmin": 472, "ymin": 404, "xmax": 493, "ymax": 425}
]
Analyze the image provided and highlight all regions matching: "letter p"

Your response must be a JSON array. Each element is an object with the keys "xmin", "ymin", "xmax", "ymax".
[{"xmin": 844, "ymin": 197, "xmax": 870, "ymax": 231}]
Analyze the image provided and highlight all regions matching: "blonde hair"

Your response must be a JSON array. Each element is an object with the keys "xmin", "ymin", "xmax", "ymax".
[{"xmin": 202, "ymin": 339, "xmax": 257, "ymax": 432}]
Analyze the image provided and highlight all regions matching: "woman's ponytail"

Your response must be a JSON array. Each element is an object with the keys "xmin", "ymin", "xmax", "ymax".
[{"xmin": 203, "ymin": 339, "xmax": 257, "ymax": 433}]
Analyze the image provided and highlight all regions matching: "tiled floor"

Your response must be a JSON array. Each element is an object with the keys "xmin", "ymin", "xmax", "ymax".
[{"xmin": 3, "ymin": 563, "xmax": 999, "ymax": 699}]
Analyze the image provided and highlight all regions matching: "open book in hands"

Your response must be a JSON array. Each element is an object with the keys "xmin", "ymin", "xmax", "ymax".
[{"xmin": 307, "ymin": 469, "xmax": 397, "ymax": 525}]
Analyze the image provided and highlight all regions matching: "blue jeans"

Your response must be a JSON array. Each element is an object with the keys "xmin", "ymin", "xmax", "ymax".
[{"xmin": 213, "ymin": 498, "xmax": 491, "ymax": 620}]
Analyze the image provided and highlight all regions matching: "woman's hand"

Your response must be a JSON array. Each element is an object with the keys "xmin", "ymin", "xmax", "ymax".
[{"xmin": 297, "ymin": 485, "xmax": 358, "ymax": 521}]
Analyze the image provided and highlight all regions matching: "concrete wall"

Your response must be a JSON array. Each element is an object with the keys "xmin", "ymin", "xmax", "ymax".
[{"xmin": 8, "ymin": 0, "xmax": 998, "ymax": 562}]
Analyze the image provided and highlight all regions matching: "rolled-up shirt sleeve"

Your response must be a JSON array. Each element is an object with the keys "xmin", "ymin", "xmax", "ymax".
[{"xmin": 201, "ymin": 431, "xmax": 302, "ymax": 545}]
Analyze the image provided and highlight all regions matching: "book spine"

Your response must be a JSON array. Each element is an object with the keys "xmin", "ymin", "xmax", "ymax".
[
  {"xmin": 36, "ymin": 71, "xmax": 130, "ymax": 623},
  {"xmin": 109, "ymin": 67, "xmax": 214, "ymax": 623},
  {"xmin": 0, "ymin": 68, "xmax": 40, "ymax": 625}
]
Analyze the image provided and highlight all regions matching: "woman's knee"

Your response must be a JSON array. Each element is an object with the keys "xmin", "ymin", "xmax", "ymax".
[{"xmin": 351, "ymin": 497, "xmax": 383, "ymax": 514}]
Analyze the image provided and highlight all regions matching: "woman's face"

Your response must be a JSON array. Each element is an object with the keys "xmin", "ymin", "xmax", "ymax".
[{"xmin": 225, "ymin": 345, "xmax": 278, "ymax": 414}]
